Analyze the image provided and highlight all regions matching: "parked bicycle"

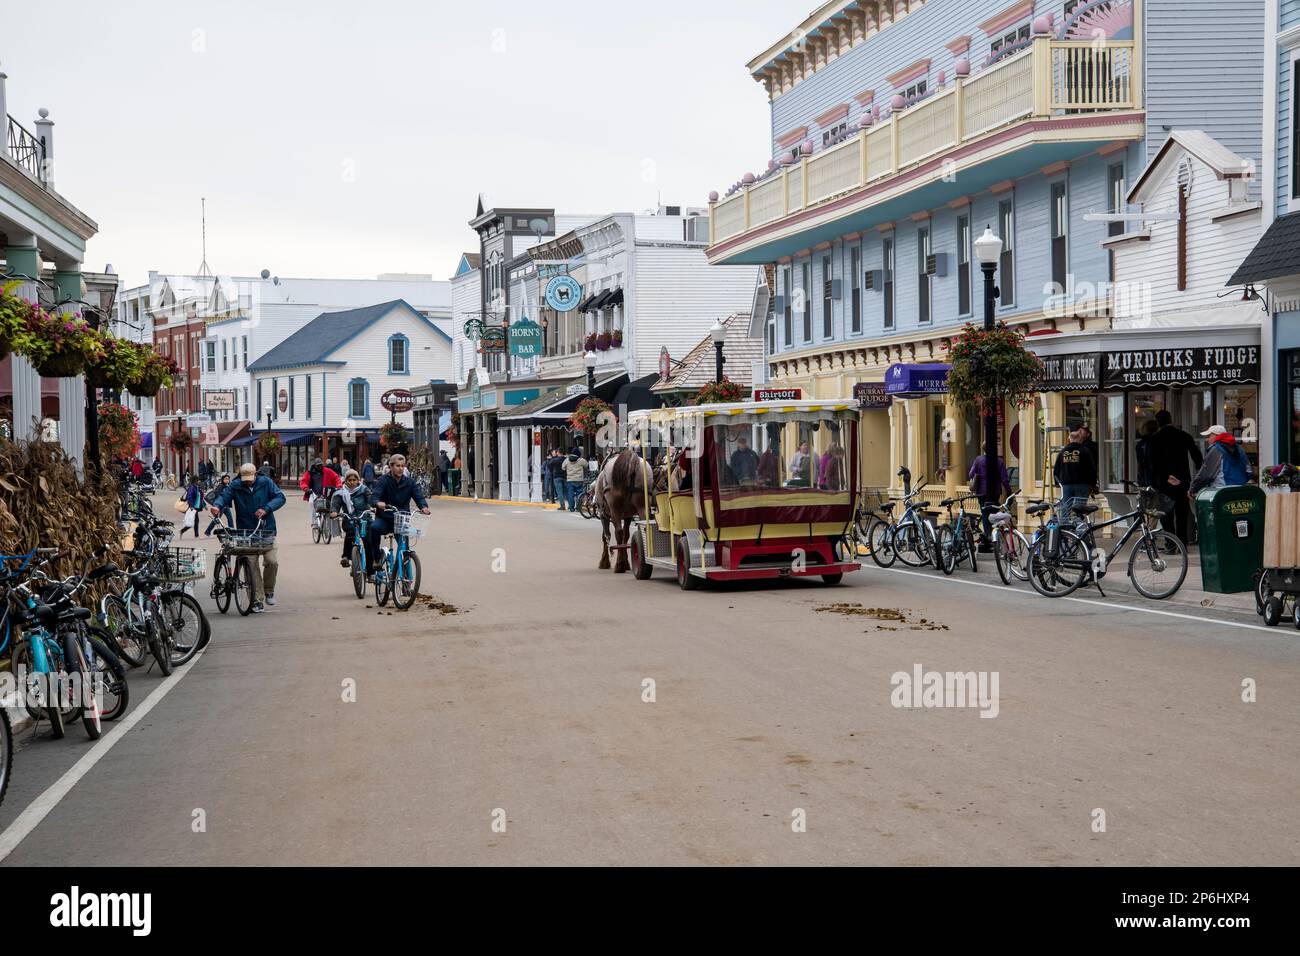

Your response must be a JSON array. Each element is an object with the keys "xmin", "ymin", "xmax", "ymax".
[
  {"xmin": 932, "ymin": 493, "xmax": 981, "ymax": 575},
  {"xmin": 1026, "ymin": 485, "xmax": 1188, "ymax": 600},
  {"xmin": 985, "ymin": 492, "xmax": 1031, "ymax": 586},
  {"xmin": 887, "ymin": 482, "xmax": 940, "ymax": 569}
]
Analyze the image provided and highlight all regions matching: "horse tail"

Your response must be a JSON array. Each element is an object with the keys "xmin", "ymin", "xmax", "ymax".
[{"xmin": 611, "ymin": 449, "xmax": 634, "ymax": 493}]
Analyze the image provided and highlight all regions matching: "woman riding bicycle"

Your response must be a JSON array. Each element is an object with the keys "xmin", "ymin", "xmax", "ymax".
[{"xmin": 331, "ymin": 470, "xmax": 370, "ymax": 569}]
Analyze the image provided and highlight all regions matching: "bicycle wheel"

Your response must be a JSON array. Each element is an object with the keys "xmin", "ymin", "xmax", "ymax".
[
  {"xmin": 65, "ymin": 630, "xmax": 101, "ymax": 740},
  {"xmin": 375, "ymin": 564, "xmax": 390, "ymax": 607},
  {"xmin": 868, "ymin": 519, "xmax": 897, "ymax": 568},
  {"xmin": 1128, "ymin": 530, "xmax": 1188, "ymax": 600},
  {"xmin": 312, "ymin": 521, "xmax": 322, "ymax": 544},
  {"xmin": 162, "ymin": 592, "xmax": 206, "ymax": 666},
  {"xmin": 1254, "ymin": 568, "xmax": 1269, "ymax": 616},
  {"xmin": 147, "ymin": 611, "xmax": 174, "ymax": 677},
  {"xmin": 101, "ymin": 594, "xmax": 147, "ymax": 667},
  {"xmin": 85, "ymin": 631, "xmax": 130, "ymax": 722},
  {"xmin": 933, "ymin": 525, "xmax": 956, "ymax": 575},
  {"xmin": 234, "ymin": 556, "xmax": 255, "ymax": 616},
  {"xmin": 964, "ymin": 527, "xmax": 979, "ymax": 573},
  {"xmin": 894, "ymin": 523, "xmax": 928, "ymax": 568},
  {"xmin": 1027, "ymin": 528, "xmax": 1088, "ymax": 598},
  {"xmin": 391, "ymin": 551, "xmax": 421, "ymax": 610},
  {"xmin": 212, "ymin": 560, "xmax": 232, "ymax": 614},
  {"xmin": 322, "ymin": 518, "xmax": 332, "ymax": 545},
  {"xmin": 0, "ymin": 707, "xmax": 10, "ymax": 808},
  {"xmin": 351, "ymin": 544, "xmax": 367, "ymax": 599}
]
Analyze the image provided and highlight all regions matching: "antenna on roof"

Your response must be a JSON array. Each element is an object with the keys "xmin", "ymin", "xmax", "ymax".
[{"xmin": 196, "ymin": 197, "xmax": 214, "ymax": 278}]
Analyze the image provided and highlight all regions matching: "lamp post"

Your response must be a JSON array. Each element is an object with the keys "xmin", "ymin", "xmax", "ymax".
[
  {"xmin": 710, "ymin": 319, "xmax": 727, "ymax": 384},
  {"xmin": 973, "ymin": 226, "xmax": 1003, "ymax": 510},
  {"xmin": 583, "ymin": 350, "xmax": 598, "ymax": 459}
]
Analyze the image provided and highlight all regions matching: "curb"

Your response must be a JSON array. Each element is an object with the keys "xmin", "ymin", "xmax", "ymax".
[{"xmin": 433, "ymin": 496, "xmax": 560, "ymax": 510}]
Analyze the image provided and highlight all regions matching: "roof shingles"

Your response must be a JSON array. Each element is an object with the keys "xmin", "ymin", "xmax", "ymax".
[
  {"xmin": 247, "ymin": 300, "xmax": 444, "ymax": 371},
  {"xmin": 1227, "ymin": 211, "xmax": 1300, "ymax": 286}
]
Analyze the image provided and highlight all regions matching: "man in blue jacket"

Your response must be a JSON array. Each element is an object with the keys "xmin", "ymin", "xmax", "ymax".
[
  {"xmin": 209, "ymin": 462, "xmax": 287, "ymax": 614},
  {"xmin": 366, "ymin": 453, "xmax": 430, "ymax": 574}
]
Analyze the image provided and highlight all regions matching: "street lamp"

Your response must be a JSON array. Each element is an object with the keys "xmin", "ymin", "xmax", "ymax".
[
  {"xmin": 583, "ymin": 350, "xmax": 598, "ymax": 459},
  {"xmin": 973, "ymin": 226, "xmax": 1004, "ymax": 510},
  {"xmin": 710, "ymin": 319, "xmax": 727, "ymax": 384}
]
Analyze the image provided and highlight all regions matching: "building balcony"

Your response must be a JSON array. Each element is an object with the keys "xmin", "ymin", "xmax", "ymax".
[{"xmin": 708, "ymin": 37, "xmax": 1143, "ymax": 266}]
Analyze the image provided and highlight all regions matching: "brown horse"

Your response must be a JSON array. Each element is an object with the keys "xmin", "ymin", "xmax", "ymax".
[{"xmin": 597, "ymin": 448, "xmax": 654, "ymax": 573}]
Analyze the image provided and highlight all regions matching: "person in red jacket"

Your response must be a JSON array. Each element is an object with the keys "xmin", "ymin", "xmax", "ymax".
[{"xmin": 299, "ymin": 458, "xmax": 342, "ymax": 502}]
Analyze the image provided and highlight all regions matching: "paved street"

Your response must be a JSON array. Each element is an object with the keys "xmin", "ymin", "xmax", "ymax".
[{"xmin": 2, "ymin": 495, "xmax": 1298, "ymax": 866}]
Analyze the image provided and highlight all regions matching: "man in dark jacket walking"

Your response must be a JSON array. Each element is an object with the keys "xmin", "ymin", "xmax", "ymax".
[
  {"xmin": 1147, "ymin": 410, "xmax": 1203, "ymax": 547},
  {"xmin": 210, "ymin": 462, "xmax": 286, "ymax": 613}
]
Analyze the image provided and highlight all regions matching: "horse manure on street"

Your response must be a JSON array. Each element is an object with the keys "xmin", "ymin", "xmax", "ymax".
[
  {"xmin": 416, "ymin": 594, "xmax": 460, "ymax": 615},
  {"xmin": 815, "ymin": 604, "xmax": 948, "ymax": 632}
]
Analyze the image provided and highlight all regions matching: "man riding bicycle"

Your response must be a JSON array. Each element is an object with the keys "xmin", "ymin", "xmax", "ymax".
[
  {"xmin": 365, "ymin": 454, "xmax": 429, "ymax": 577},
  {"xmin": 209, "ymin": 462, "xmax": 286, "ymax": 613}
]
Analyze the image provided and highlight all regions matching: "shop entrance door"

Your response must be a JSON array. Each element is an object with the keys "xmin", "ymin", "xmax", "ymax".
[{"xmin": 1129, "ymin": 391, "xmax": 1165, "ymax": 484}]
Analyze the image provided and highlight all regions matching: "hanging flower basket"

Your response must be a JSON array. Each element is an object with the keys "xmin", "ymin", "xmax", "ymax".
[
  {"xmin": 570, "ymin": 397, "xmax": 612, "ymax": 435},
  {"xmin": 13, "ymin": 308, "xmax": 105, "ymax": 379},
  {"xmin": 255, "ymin": 432, "xmax": 282, "ymax": 457},
  {"xmin": 693, "ymin": 377, "xmax": 747, "ymax": 405},
  {"xmin": 584, "ymin": 333, "xmax": 598, "ymax": 352},
  {"xmin": 595, "ymin": 331, "xmax": 612, "ymax": 352},
  {"xmin": 0, "ymin": 279, "xmax": 29, "ymax": 362},
  {"xmin": 169, "ymin": 430, "xmax": 193, "ymax": 452},
  {"xmin": 611, "ymin": 329, "xmax": 623, "ymax": 349},
  {"xmin": 945, "ymin": 322, "xmax": 1044, "ymax": 416},
  {"xmin": 127, "ymin": 352, "xmax": 181, "ymax": 398},
  {"xmin": 98, "ymin": 402, "xmax": 141, "ymax": 460},
  {"xmin": 88, "ymin": 335, "xmax": 149, "ymax": 390},
  {"xmin": 380, "ymin": 421, "xmax": 408, "ymax": 448}
]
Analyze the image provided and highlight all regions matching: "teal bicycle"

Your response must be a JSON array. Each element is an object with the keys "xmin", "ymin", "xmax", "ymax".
[
  {"xmin": 348, "ymin": 509, "xmax": 374, "ymax": 600},
  {"xmin": 372, "ymin": 510, "xmax": 424, "ymax": 610}
]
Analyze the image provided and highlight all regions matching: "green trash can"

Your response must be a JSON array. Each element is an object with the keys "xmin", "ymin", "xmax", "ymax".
[
  {"xmin": 447, "ymin": 468, "xmax": 462, "ymax": 497},
  {"xmin": 1196, "ymin": 485, "xmax": 1265, "ymax": 593}
]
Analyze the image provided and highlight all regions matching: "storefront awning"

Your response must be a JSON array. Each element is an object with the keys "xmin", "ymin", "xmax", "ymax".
[
  {"xmin": 204, "ymin": 420, "xmax": 251, "ymax": 447},
  {"xmin": 1029, "ymin": 334, "xmax": 1261, "ymax": 391},
  {"xmin": 1228, "ymin": 209, "xmax": 1300, "ymax": 286},
  {"xmin": 885, "ymin": 363, "xmax": 950, "ymax": 397},
  {"xmin": 584, "ymin": 290, "xmax": 613, "ymax": 312},
  {"xmin": 602, "ymin": 288, "xmax": 624, "ymax": 309}
]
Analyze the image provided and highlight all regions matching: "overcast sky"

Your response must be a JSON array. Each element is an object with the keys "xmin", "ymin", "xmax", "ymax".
[{"xmin": 4, "ymin": 0, "xmax": 793, "ymax": 288}]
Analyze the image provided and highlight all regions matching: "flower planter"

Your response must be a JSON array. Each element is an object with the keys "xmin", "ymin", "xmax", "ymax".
[{"xmin": 34, "ymin": 353, "xmax": 88, "ymax": 378}]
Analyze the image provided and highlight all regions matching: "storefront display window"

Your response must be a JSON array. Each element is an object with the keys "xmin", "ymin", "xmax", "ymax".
[
  {"xmin": 1128, "ymin": 392, "xmax": 1164, "ymax": 486},
  {"xmin": 1221, "ymin": 385, "xmax": 1258, "ymax": 469},
  {"xmin": 1104, "ymin": 395, "xmax": 1125, "ymax": 490}
]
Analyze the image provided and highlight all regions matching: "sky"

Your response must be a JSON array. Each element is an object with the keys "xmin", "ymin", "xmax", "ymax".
[{"xmin": 3, "ymin": 0, "xmax": 795, "ymax": 288}]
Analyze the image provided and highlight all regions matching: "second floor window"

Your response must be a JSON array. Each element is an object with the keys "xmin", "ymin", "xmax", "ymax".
[
  {"xmin": 850, "ymin": 246, "xmax": 862, "ymax": 334},
  {"xmin": 883, "ymin": 237, "xmax": 895, "ymax": 331},
  {"xmin": 221, "ymin": 339, "xmax": 228, "ymax": 371},
  {"xmin": 390, "ymin": 335, "xmax": 408, "ymax": 374},
  {"xmin": 350, "ymin": 381, "xmax": 367, "ymax": 419},
  {"xmin": 783, "ymin": 267, "xmax": 793, "ymax": 347},
  {"xmin": 822, "ymin": 254, "xmax": 833, "ymax": 339},
  {"xmin": 801, "ymin": 262, "xmax": 812, "ymax": 342},
  {"xmin": 1050, "ymin": 181, "xmax": 1069, "ymax": 291},
  {"xmin": 821, "ymin": 121, "xmax": 847, "ymax": 147},
  {"xmin": 289, "ymin": 377, "xmax": 296, "ymax": 420},
  {"xmin": 999, "ymin": 199, "xmax": 1016, "ymax": 307},
  {"xmin": 957, "ymin": 215, "xmax": 972, "ymax": 317},
  {"xmin": 205, "ymin": 341, "xmax": 216, "ymax": 373},
  {"xmin": 991, "ymin": 22, "xmax": 1030, "ymax": 55},
  {"xmin": 242, "ymin": 336, "xmax": 248, "ymax": 368},
  {"xmin": 918, "ymin": 226, "xmax": 932, "ymax": 325}
]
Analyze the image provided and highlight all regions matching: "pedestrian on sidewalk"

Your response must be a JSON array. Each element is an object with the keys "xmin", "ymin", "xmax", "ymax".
[
  {"xmin": 1190, "ymin": 426, "xmax": 1253, "ymax": 495},
  {"xmin": 331, "ymin": 469, "xmax": 371, "ymax": 568},
  {"xmin": 438, "ymin": 450, "xmax": 453, "ymax": 495},
  {"xmin": 1135, "ymin": 419, "xmax": 1158, "ymax": 487},
  {"xmin": 1053, "ymin": 426, "xmax": 1097, "ymax": 521},
  {"xmin": 210, "ymin": 462, "xmax": 286, "ymax": 613},
  {"xmin": 968, "ymin": 450, "xmax": 1012, "ymax": 551},
  {"xmin": 1148, "ymin": 410, "xmax": 1203, "ymax": 548},
  {"xmin": 362, "ymin": 457, "xmax": 377, "ymax": 492},
  {"xmin": 203, "ymin": 473, "xmax": 234, "ymax": 536},
  {"xmin": 177, "ymin": 475, "xmax": 203, "ymax": 538},
  {"xmin": 563, "ymin": 447, "xmax": 588, "ymax": 513},
  {"xmin": 544, "ymin": 448, "xmax": 566, "ymax": 507}
]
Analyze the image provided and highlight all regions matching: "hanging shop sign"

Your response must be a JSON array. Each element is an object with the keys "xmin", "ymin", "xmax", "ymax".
[
  {"xmin": 659, "ymin": 347, "xmax": 672, "ymax": 381},
  {"xmin": 884, "ymin": 363, "xmax": 951, "ymax": 397},
  {"xmin": 753, "ymin": 387, "xmax": 803, "ymax": 402},
  {"xmin": 479, "ymin": 326, "xmax": 507, "ymax": 352},
  {"xmin": 853, "ymin": 382, "xmax": 890, "ymax": 409},
  {"xmin": 381, "ymin": 389, "xmax": 416, "ymax": 413},
  {"xmin": 509, "ymin": 317, "xmax": 544, "ymax": 358},
  {"xmin": 1100, "ymin": 346, "xmax": 1260, "ymax": 389},
  {"xmin": 545, "ymin": 275, "xmax": 583, "ymax": 312},
  {"xmin": 204, "ymin": 390, "xmax": 236, "ymax": 412},
  {"xmin": 1038, "ymin": 352, "xmax": 1102, "ymax": 392},
  {"xmin": 186, "ymin": 413, "xmax": 212, "ymax": 428}
]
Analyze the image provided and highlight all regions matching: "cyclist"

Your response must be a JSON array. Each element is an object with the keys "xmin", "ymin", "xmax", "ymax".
[
  {"xmin": 209, "ymin": 462, "xmax": 286, "ymax": 613},
  {"xmin": 331, "ymin": 469, "xmax": 371, "ymax": 569},
  {"xmin": 300, "ymin": 457, "xmax": 342, "ymax": 534},
  {"xmin": 366, "ymin": 454, "xmax": 429, "ymax": 576}
]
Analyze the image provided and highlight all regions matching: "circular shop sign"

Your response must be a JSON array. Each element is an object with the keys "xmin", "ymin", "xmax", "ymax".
[
  {"xmin": 278, "ymin": 389, "xmax": 288, "ymax": 413},
  {"xmin": 545, "ymin": 275, "xmax": 583, "ymax": 313},
  {"xmin": 381, "ymin": 389, "xmax": 416, "ymax": 413}
]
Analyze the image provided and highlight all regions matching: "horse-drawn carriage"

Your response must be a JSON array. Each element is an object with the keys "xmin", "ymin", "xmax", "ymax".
[{"xmin": 615, "ymin": 399, "xmax": 862, "ymax": 589}]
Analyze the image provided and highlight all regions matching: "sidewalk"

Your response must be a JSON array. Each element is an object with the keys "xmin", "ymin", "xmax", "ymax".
[{"xmin": 433, "ymin": 494, "xmax": 560, "ymax": 509}]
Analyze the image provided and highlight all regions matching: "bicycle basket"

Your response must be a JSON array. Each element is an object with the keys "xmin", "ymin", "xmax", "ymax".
[
  {"xmin": 1139, "ymin": 488, "xmax": 1174, "ymax": 517},
  {"xmin": 161, "ymin": 546, "xmax": 207, "ymax": 582},
  {"xmin": 313, "ymin": 496, "xmax": 331, "ymax": 512},
  {"xmin": 392, "ymin": 511, "xmax": 430, "ymax": 540},
  {"xmin": 224, "ymin": 531, "xmax": 277, "ymax": 555}
]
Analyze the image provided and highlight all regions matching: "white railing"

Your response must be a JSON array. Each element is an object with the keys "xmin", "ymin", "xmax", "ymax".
[
  {"xmin": 710, "ymin": 38, "xmax": 1141, "ymax": 247},
  {"xmin": 963, "ymin": 48, "xmax": 1035, "ymax": 138},
  {"xmin": 749, "ymin": 175, "xmax": 785, "ymax": 227},
  {"xmin": 897, "ymin": 88, "xmax": 958, "ymax": 167},
  {"xmin": 807, "ymin": 137, "xmax": 861, "ymax": 205}
]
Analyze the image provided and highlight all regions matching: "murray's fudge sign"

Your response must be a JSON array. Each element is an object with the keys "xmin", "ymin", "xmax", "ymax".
[{"xmin": 1101, "ymin": 346, "xmax": 1260, "ymax": 388}]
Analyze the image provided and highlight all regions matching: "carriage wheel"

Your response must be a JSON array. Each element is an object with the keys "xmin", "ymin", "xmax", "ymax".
[
  {"xmin": 631, "ymin": 528, "xmax": 653, "ymax": 581},
  {"xmin": 1263, "ymin": 596, "xmax": 1282, "ymax": 627},
  {"xmin": 676, "ymin": 539, "xmax": 699, "ymax": 591},
  {"xmin": 821, "ymin": 573, "xmax": 843, "ymax": 586}
]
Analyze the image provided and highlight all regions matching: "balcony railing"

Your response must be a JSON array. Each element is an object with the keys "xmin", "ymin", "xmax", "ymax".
[
  {"xmin": 6, "ymin": 115, "xmax": 45, "ymax": 180},
  {"xmin": 711, "ymin": 37, "xmax": 1140, "ymax": 248}
]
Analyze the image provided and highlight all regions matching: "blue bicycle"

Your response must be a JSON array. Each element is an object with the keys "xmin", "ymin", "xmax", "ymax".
[
  {"xmin": 348, "ymin": 509, "xmax": 373, "ymax": 600},
  {"xmin": 372, "ymin": 510, "xmax": 423, "ymax": 610}
]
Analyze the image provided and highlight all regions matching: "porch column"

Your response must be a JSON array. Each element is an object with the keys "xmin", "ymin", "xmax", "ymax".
[
  {"xmin": 54, "ymin": 269, "xmax": 85, "ymax": 471},
  {"xmin": 530, "ymin": 426, "xmax": 542, "ymax": 502},
  {"xmin": 496, "ymin": 426, "xmax": 508, "ymax": 499},
  {"xmin": 943, "ymin": 398, "xmax": 961, "ymax": 499},
  {"xmin": 5, "ymin": 240, "xmax": 42, "ymax": 442},
  {"xmin": 888, "ymin": 400, "xmax": 904, "ymax": 497}
]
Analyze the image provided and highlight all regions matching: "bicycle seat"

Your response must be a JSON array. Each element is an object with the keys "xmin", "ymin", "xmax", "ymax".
[
  {"xmin": 878, "ymin": 502, "xmax": 896, "ymax": 513},
  {"xmin": 1070, "ymin": 504, "xmax": 1100, "ymax": 517},
  {"xmin": 1026, "ymin": 502, "xmax": 1051, "ymax": 516},
  {"xmin": 940, "ymin": 498, "xmax": 954, "ymax": 507}
]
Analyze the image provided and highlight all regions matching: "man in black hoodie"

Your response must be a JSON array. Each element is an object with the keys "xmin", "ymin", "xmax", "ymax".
[
  {"xmin": 1147, "ymin": 410, "xmax": 1203, "ymax": 547},
  {"xmin": 1053, "ymin": 427, "xmax": 1097, "ymax": 520}
]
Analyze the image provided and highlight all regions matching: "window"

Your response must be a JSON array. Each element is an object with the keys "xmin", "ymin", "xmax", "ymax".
[
  {"xmin": 990, "ymin": 22, "xmax": 1031, "ymax": 54},
  {"xmin": 221, "ymin": 339, "xmax": 228, "ymax": 371},
  {"xmin": 998, "ymin": 199, "xmax": 1015, "ymax": 306},
  {"xmin": 821, "ymin": 121, "xmax": 848, "ymax": 147},
  {"xmin": 349, "ymin": 379, "xmax": 369, "ymax": 419},
  {"xmin": 191, "ymin": 384, "xmax": 199, "ymax": 411},
  {"xmin": 850, "ymin": 246, "xmax": 862, "ymax": 333},
  {"xmin": 957, "ymin": 215, "xmax": 972, "ymax": 316},
  {"xmin": 902, "ymin": 79, "xmax": 927, "ymax": 102},
  {"xmin": 272, "ymin": 378, "xmax": 278, "ymax": 420},
  {"xmin": 389, "ymin": 334, "xmax": 409, "ymax": 374},
  {"xmin": 1107, "ymin": 162, "xmax": 1126, "ymax": 238},
  {"xmin": 256, "ymin": 381, "xmax": 263, "ymax": 421},
  {"xmin": 205, "ymin": 341, "xmax": 216, "ymax": 373},
  {"xmin": 1294, "ymin": 61, "xmax": 1300, "ymax": 200},
  {"xmin": 1064, "ymin": 0, "xmax": 1082, "ymax": 17},
  {"xmin": 1050, "ymin": 181, "xmax": 1068, "ymax": 291},
  {"xmin": 767, "ymin": 318, "xmax": 776, "ymax": 354},
  {"xmin": 306, "ymin": 376, "xmax": 312, "ymax": 420},
  {"xmin": 917, "ymin": 225, "xmax": 932, "ymax": 324},
  {"xmin": 802, "ymin": 261, "xmax": 812, "ymax": 342},
  {"xmin": 289, "ymin": 377, "xmax": 296, "ymax": 420},
  {"xmin": 243, "ymin": 387, "xmax": 249, "ymax": 422},
  {"xmin": 241, "ymin": 336, "xmax": 248, "ymax": 369},
  {"xmin": 783, "ymin": 267, "xmax": 793, "ymax": 346},
  {"xmin": 822, "ymin": 254, "xmax": 833, "ymax": 338},
  {"xmin": 882, "ymin": 237, "xmax": 895, "ymax": 330}
]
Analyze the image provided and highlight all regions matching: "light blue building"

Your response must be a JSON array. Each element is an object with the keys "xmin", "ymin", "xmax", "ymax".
[{"xmin": 708, "ymin": 0, "xmax": 1265, "ymax": 494}]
